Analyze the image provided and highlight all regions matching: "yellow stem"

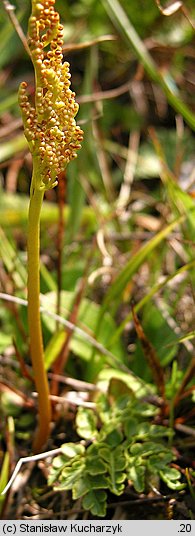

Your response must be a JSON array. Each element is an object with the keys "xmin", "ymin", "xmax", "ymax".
[{"xmin": 27, "ymin": 161, "xmax": 51, "ymax": 453}]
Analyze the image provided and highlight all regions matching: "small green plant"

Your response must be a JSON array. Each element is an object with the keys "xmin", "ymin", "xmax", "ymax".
[
  {"xmin": 18, "ymin": 0, "xmax": 83, "ymax": 452},
  {"xmin": 49, "ymin": 390, "xmax": 185, "ymax": 517}
]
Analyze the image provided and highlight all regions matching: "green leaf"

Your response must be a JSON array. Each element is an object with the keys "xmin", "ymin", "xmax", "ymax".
[
  {"xmin": 149, "ymin": 425, "xmax": 173, "ymax": 439},
  {"xmin": 127, "ymin": 464, "xmax": 145, "ymax": 493},
  {"xmin": 48, "ymin": 456, "xmax": 67, "ymax": 486},
  {"xmin": 130, "ymin": 441, "xmax": 168, "ymax": 457},
  {"xmin": 124, "ymin": 417, "xmax": 139, "ymax": 438},
  {"xmin": 85, "ymin": 456, "xmax": 107, "ymax": 476},
  {"xmin": 72, "ymin": 476, "xmax": 89, "ymax": 500},
  {"xmin": 134, "ymin": 422, "xmax": 151, "ymax": 439},
  {"xmin": 61, "ymin": 443, "xmax": 85, "ymax": 458},
  {"xmin": 57, "ymin": 462, "xmax": 85, "ymax": 490},
  {"xmin": 72, "ymin": 470, "xmax": 109, "ymax": 493},
  {"xmin": 44, "ymin": 330, "xmax": 67, "ymax": 370},
  {"xmin": 86, "ymin": 473, "xmax": 109, "ymax": 489},
  {"xmin": 99, "ymin": 446, "xmax": 126, "ymax": 495},
  {"xmin": 147, "ymin": 453, "xmax": 173, "ymax": 473},
  {"xmin": 76, "ymin": 407, "xmax": 98, "ymax": 440},
  {"xmin": 104, "ymin": 429, "xmax": 123, "ymax": 447},
  {"xmin": 82, "ymin": 489, "xmax": 107, "ymax": 517},
  {"xmin": 97, "ymin": 368, "xmax": 148, "ymax": 400},
  {"xmin": 40, "ymin": 262, "xmax": 57, "ymax": 292},
  {"xmin": 160, "ymin": 467, "xmax": 181, "ymax": 481},
  {"xmin": 52, "ymin": 455, "xmax": 68, "ymax": 469},
  {"xmin": 160, "ymin": 470, "xmax": 186, "ymax": 491}
]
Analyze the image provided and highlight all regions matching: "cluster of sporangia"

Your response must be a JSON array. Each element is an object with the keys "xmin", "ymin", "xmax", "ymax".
[{"xmin": 19, "ymin": 0, "xmax": 83, "ymax": 191}]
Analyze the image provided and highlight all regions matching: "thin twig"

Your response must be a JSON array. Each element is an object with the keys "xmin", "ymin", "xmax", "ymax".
[
  {"xmin": 2, "ymin": 0, "xmax": 30, "ymax": 56},
  {"xmin": 48, "ymin": 373, "xmax": 96, "ymax": 391},
  {"xmin": 1, "ymin": 448, "xmax": 61, "ymax": 496},
  {"xmin": 78, "ymin": 80, "xmax": 132, "ymax": 103},
  {"xmin": 155, "ymin": 0, "xmax": 195, "ymax": 30},
  {"xmin": 34, "ymin": 392, "xmax": 96, "ymax": 409},
  {"xmin": 175, "ymin": 423, "xmax": 195, "ymax": 437},
  {"xmin": 63, "ymin": 34, "xmax": 117, "ymax": 53},
  {"xmin": 0, "ymin": 118, "xmax": 23, "ymax": 139}
]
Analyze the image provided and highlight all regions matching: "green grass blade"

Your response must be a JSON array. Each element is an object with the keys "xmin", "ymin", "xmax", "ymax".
[
  {"xmin": 102, "ymin": 0, "xmax": 195, "ymax": 131},
  {"xmin": 111, "ymin": 258, "xmax": 195, "ymax": 345},
  {"xmin": 0, "ymin": 452, "xmax": 10, "ymax": 514},
  {"xmin": 103, "ymin": 216, "xmax": 184, "ymax": 310}
]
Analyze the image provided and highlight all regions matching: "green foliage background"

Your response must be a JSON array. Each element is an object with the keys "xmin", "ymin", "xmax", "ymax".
[{"xmin": 0, "ymin": 0, "xmax": 195, "ymax": 519}]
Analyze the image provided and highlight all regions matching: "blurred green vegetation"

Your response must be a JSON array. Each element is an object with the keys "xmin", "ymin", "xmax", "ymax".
[{"xmin": 0, "ymin": 0, "xmax": 195, "ymax": 519}]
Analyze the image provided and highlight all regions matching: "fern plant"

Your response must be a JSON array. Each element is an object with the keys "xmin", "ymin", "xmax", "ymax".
[{"xmin": 49, "ymin": 391, "xmax": 185, "ymax": 517}]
